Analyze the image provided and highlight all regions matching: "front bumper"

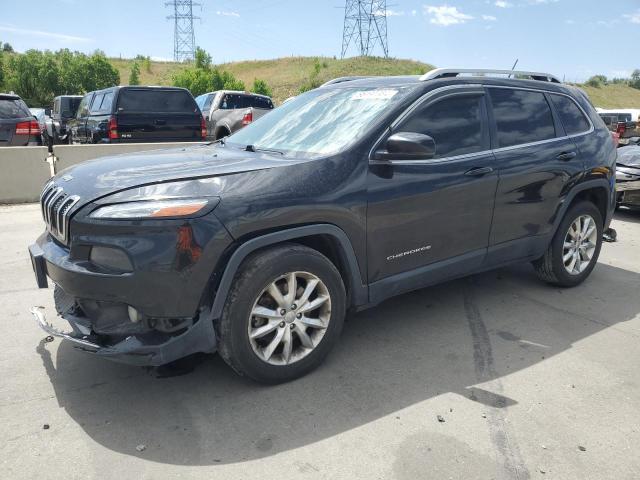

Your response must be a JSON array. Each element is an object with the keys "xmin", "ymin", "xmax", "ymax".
[
  {"xmin": 28, "ymin": 213, "xmax": 232, "ymax": 366},
  {"xmin": 30, "ymin": 305, "xmax": 216, "ymax": 366}
]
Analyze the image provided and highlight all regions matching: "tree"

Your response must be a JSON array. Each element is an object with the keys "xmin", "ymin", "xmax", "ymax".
[
  {"xmin": 585, "ymin": 74, "xmax": 607, "ymax": 88},
  {"xmin": 0, "ymin": 50, "xmax": 4, "ymax": 91},
  {"xmin": 630, "ymin": 69, "xmax": 640, "ymax": 90},
  {"xmin": 129, "ymin": 61, "xmax": 140, "ymax": 85},
  {"xmin": 173, "ymin": 67, "xmax": 213, "ymax": 96},
  {"xmin": 2, "ymin": 42, "xmax": 14, "ymax": 53},
  {"xmin": 5, "ymin": 50, "xmax": 60, "ymax": 105},
  {"xmin": 82, "ymin": 51, "xmax": 119, "ymax": 91},
  {"xmin": 252, "ymin": 78, "xmax": 272, "ymax": 97},
  {"xmin": 172, "ymin": 48, "xmax": 245, "ymax": 96},
  {"xmin": 194, "ymin": 47, "xmax": 212, "ymax": 70}
]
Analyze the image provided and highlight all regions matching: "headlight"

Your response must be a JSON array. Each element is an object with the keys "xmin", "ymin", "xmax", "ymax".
[{"xmin": 90, "ymin": 198, "xmax": 216, "ymax": 219}]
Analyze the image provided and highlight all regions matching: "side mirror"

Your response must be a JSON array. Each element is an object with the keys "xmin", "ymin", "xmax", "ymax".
[{"xmin": 374, "ymin": 132, "xmax": 436, "ymax": 161}]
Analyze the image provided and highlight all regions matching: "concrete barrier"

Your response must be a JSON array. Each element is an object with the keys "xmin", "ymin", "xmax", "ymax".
[
  {"xmin": 0, "ymin": 147, "xmax": 51, "ymax": 204},
  {"xmin": 52, "ymin": 142, "xmax": 208, "ymax": 173}
]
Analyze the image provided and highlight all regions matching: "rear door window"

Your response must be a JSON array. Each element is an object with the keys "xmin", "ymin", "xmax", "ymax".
[
  {"xmin": 90, "ymin": 93, "xmax": 104, "ymax": 114},
  {"xmin": 489, "ymin": 88, "xmax": 556, "ymax": 148},
  {"xmin": 76, "ymin": 94, "xmax": 93, "ymax": 118},
  {"xmin": 549, "ymin": 94, "xmax": 590, "ymax": 135},
  {"xmin": 397, "ymin": 93, "xmax": 488, "ymax": 158},
  {"xmin": 99, "ymin": 92, "xmax": 114, "ymax": 113},
  {"xmin": 117, "ymin": 89, "xmax": 197, "ymax": 113},
  {"xmin": 0, "ymin": 99, "xmax": 31, "ymax": 119}
]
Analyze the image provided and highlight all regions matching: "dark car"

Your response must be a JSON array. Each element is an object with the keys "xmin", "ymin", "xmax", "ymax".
[
  {"xmin": 46, "ymin": 95, "xmax": 82, "ymax": 145},
  {"xmin": 0, "ymin": 93, "xmax": 41, "ymax": 147},
  {"xmin": 615, "ymin": 145, "xmax": 640, "ymax": 208},
  {"xmin": 67, "ymin": 86, "xmax": 206, "ymax": 144},
  {"xmin": 29, "ymin": 68, "xmax": 616, "ymax": 383}
]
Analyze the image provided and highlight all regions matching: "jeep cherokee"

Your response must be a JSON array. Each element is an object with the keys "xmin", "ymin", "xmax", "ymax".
[{"xmin": 29, "ymin": 68, "xmax": 616, "ymax": 383}]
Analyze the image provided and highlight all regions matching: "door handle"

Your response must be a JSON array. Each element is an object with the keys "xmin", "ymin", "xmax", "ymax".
[
  {"xmin": 154, "ymin": 119, "xmax": 166, "ymax": 126},
  {"xmin": 557, "ymin": 151, "xmax": 577, "ymax": 161},
  {"xmin": 465, "ymin": 166, "xmax": 494, "ymax": 176}
]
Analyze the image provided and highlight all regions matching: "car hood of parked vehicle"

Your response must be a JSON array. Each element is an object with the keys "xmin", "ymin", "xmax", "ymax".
[
  {"xmin": 52, "ymin": 143, "xmax": 306, "ymax": 201},
  {"xmin": 617, "ymin": 146, "xmax": 640, "ymax": 168}
]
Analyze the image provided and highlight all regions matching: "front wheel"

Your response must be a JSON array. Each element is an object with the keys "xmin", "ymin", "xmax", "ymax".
[
  {"xmin": 533, "ymin": 201, "xmax": 603, "ymax": 287},
  {"xmin": 216, "ymin": 244, "xmax": 346, "ymax": 383}
]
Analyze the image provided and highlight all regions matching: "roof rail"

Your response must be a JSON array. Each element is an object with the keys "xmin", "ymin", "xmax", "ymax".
[
  {"xmin": 420, "ymin": 68, "xmax": 561, "ymax": 84},
  {"xmin": 320, "ymin": 76, "xmax": 373, "ymax": 87}
]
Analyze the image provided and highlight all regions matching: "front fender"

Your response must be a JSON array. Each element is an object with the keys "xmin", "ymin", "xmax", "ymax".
[{"xmin": 209, "ymin": 224, "xmax": 368, "ymax": 319}]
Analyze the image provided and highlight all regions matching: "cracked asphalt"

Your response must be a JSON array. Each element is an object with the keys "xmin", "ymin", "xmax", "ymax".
[{"xmin": 1, "ymin": 203, "xmax": 639, "ymax": 479}]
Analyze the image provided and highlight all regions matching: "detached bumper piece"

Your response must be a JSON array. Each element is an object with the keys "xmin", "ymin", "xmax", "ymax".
[{"xmin": 30, "ymin": 306, "xmax": 217, "ymax": 366}]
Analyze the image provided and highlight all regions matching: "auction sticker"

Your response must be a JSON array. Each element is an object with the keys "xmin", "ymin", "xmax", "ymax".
[{"xmin": 351, "ymin": 89, "xmax": 398, "ymax": 100}]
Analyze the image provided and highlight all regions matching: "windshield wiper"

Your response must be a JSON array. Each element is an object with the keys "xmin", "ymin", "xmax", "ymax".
[{"xmin": 245, "ymin": 144, "xmax": 284, "ymax": 155}]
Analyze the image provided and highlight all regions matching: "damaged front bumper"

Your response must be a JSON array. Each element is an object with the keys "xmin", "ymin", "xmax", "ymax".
[{"xmin": 30, "ymin": 305, "xmax": 217, "ymax": 366}]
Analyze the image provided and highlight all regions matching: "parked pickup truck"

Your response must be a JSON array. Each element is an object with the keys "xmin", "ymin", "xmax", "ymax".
[
  {"xmin": 196, "ymin": 90, "xmax": 274, "ymax": 140},
  {"xmin": 68, "ymin": 86, "xmax": 206, "ymax": 144},
  {"xmin": 598, "ymin": 111, "xmax": 639, "ymax": 145},
  {"xmin": 45, "ymin": 95, "xmax": 82, "ymax": 146}
]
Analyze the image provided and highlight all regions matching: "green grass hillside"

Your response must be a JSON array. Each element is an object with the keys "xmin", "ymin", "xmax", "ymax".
[
  {"xmin": 580, "ymin": 84, "xmax": 640, "ymax": 109},
  {"xmin": 110, "ymin": 56, "xmax": 433, "ymax": 103},
  {"xmin": 109, "ymin": 56, "xmax": 640, "ymax": 108}
]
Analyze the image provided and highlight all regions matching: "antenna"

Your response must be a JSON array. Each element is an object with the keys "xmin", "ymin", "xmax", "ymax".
[
  {"xmin": 341, "ymin": 0, "xmax": 389, "ymax": 58},
  {"xmin": 165, "ymin": 0, "xmax": 201, "ymax": 62}
]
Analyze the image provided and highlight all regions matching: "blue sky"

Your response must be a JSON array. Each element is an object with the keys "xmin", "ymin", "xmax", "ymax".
[{"xmin": 1, "ymin": 0, "xmax": 639, "ymax": 81}]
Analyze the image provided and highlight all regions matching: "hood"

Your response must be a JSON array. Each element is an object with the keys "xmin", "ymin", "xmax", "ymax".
[{"xmin": 51, "ymin": 144, "xmax": 304, "ymax": 201}]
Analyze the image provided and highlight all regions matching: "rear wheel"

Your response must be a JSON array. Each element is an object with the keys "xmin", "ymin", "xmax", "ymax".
[
  {"xmin": 216, "ymin": 244, "xmax": 346, "ymax": 383},
  {"xmin": 533, "ymin": 201, "xmax": 603, "ymax": 287}
]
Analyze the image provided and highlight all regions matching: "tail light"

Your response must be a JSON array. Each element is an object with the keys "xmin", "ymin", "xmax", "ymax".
[
  {"xmin": 15, "ymin": 120, "xmax": 40, "ymax": 136},
  {"xmin": 200, "ymin": 116, "xmax": 207, "ymax": 139},
  {"xmin": 616, "ymin": 122, "xmax": 626, "ymax": 136},
  {"xmin": 108, "ymin": 116, "xmax": 118, "ymax": 140},
  {"xmin": 242, "ymin": 110, "xmax": 253, "ymax": 126}
]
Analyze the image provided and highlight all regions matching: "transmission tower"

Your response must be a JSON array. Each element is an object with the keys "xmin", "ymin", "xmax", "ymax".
[
  {"xmin": 341, "ymin": 0, "xmax": 389, "ymax": 58},
  {"xmin": 165, "ymin": 0, "xmax": 200, "ymax": 62}
]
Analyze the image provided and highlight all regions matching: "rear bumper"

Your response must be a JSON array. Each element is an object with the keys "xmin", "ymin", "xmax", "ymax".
[{"xmin": 31, "ymin": 305, "xmax": 216, "ymax": 366}]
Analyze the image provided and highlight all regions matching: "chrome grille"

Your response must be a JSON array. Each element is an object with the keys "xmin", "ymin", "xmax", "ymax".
[{"xmin": 40, "ymin": 182, "xmax": 80, "ymax": 244}]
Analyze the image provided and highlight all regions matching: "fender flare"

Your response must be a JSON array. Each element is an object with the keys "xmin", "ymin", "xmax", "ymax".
[
  {"xmin": 209, "ymin": 224, "xmax": 368, "ymax": 319},
  {"xmin": 552, "ymin": 178, "xmax": 612, "ymax": 235}
]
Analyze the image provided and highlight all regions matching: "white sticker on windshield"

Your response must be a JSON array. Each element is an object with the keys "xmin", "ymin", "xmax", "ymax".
[{"xmin": 351, "ymin": 89, "xmax": 398, "ymax": 100}]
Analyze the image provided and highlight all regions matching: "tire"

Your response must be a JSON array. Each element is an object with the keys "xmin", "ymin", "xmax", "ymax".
[
  {"xmin": 216, "ymin": 244, "xmax": 346, "ymax": 383},
  {"xmin": 533, "ymin": 200, "xmax": 603, "ymax": 287}
]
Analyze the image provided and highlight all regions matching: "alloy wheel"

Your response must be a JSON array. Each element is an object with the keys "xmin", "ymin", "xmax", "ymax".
[
  {"xmin": 562, "ymin": 214, "xmax": 598, "ymax": 275},
  {"xmin": 248, "ymin": 271, "xmax": 331, "ymax": 365}
]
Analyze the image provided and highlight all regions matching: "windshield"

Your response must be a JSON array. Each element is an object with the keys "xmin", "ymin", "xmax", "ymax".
[
  {"xmin": 618, "ymin": 147, "xmax": 640, "ymax": 166},
  {"xmin": 226, "ymin": 86, "xmax": 409, "ymax": 157}
]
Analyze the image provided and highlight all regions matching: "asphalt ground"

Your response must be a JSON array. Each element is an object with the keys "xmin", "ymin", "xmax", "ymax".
[{"xmin": 1, "ymin": 203, "xmax": 639, "ymax": 479}]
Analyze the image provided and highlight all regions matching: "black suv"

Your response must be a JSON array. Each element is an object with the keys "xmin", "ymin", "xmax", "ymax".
[
  {"xmin": 29, "ymin": 69, "xmax": 616, "ymax": 383},
  {"xmin": 67, "ymin": 86, "xmax": 205, "ymax": 144}
]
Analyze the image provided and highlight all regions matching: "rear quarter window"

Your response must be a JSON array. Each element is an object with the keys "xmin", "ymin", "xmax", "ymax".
[
  {"xmin": 0, "ymin": 99, "xmax": 31, "ymax": 119},
  {"xmin": 248, "ymin": 96, "xmax": 274, "ymax": 109},
  {"xmin": 550, "ymin": 94, "xmax": 591, "ymax": 136},
  {"xmin": 117, "ymin": 89, "xmax": 198, "ymax": 113},
  {"xmin": 489, "ymin": 88, "xmax": 556, "ymax": 148}
]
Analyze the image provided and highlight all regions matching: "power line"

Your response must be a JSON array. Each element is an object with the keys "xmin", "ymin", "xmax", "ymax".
[
  {"xmin": 341, "ymin": 0, "xmax": 389, "ymax": 58},
  {"xmin": 165, "ymin": 0, "xmax": 201, "ymax": 62}
]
